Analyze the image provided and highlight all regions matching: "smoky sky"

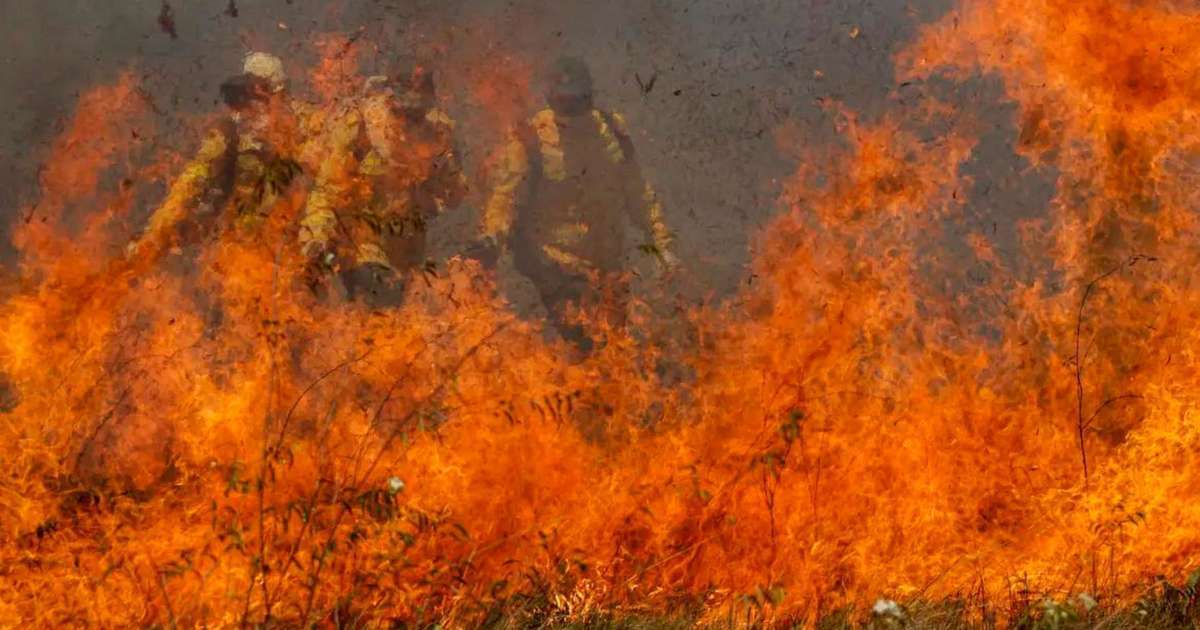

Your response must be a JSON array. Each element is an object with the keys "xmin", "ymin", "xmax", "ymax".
[{"xmin": 0, "ymin": 0, "xmax": 1036, "ymax": 301}]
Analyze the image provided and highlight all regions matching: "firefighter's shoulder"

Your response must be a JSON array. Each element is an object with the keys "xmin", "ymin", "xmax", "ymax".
[
  {"xmin": 330, "ymin": 101, "xmax": 364, "ymax": 140},
  {"xmin": 195, "ymin": 125, "xmax": 232, "ymax": 162},
  {"xmin": 609, "ymin": 111, "xmax": 631, "ymax": 137},
  {"xmin": 288, "ymin": 99, "xmax": 326, "ymax": 143},
  {"xmin": 529, "ymin": 108, "xmax": 561, "ymax": 151},
  {"xmin": 531, "ymin": 108, "xmax": 557, "ymax": 127}
]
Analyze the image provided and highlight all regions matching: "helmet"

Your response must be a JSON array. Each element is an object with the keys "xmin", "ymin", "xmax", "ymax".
[
  {"xmin": 546, "ymin": 56, "xmax": 593, "ymax": 115},
  {"xmin": 243, "ymin": 52, "xmax": 287, "ymax": 93},
  {"xmin": 363, "ymin": 75, "xmax": 391, "ymax": 95},
  {"xmin": 388, "ymin": 62, "xmax": 436, "ymax": 112}
]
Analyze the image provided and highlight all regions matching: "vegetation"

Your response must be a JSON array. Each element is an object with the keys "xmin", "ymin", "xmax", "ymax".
[{"xmin": 467, "ymin": 579, "xmax": 1200, "ymax": 629}]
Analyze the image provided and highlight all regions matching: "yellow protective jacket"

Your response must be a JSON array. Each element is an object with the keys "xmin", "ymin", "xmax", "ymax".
[
  {"xmin": 297, "ymin": 103, "xmax": 366, "ymax": 261},
  {"xmin": 482, "ymin": 107, "xmax": 672, "ymax": 274},
  {"xmin": 135, "ymin": 125, "xmax": 234, "ymax": 258},
  {"xmin": 134, "ymin": 100, "xmax": 318, "ymax": 259},
  {"xmin": 300, "ymin": 98, "xmax": 466, "ymax": 269}
]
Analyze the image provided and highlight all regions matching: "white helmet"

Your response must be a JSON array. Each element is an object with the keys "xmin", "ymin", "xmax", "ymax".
[
  {"xmin": 362, "ymin": 75, "xmax": 391, "ymax": 95},
  {"xmin": 243, "ymin": 52, "xmax": 287, "ymax": 93}
]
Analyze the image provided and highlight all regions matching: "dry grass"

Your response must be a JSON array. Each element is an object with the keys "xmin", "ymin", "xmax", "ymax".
[{"xmin": 466, "ymin": 582, "xmax": 1200, "ymax": 629}]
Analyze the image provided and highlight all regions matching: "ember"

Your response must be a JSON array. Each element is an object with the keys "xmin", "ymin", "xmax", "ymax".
[
  {"xmin": 2, "ymin": 0, "xmax": 1199, "ymax": 627},
  {"xmin": 157, "ymin": 2, "xmax": 177, "ymax": 40}
]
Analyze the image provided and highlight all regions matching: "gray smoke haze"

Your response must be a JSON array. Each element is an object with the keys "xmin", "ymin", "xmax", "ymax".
[{"xmin": 0, "ymin": 0, "xmax": 1043, "ymax": 305}]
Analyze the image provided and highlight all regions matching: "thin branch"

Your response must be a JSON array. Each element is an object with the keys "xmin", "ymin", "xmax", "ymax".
[
  {"xmin": 263, "ymin": 404, "xmax": 338, "ymax": 614},
  {"xmin": 300, "ymin": 319, "xmax": 514, "ymax": 625},
  {"xmin": 271, "ymin": 349, "xmax": 373, "ymax": 455},
  {"xmin": 1083, "ymin": 394, "xmax": 1144, "ymax": 431},
  {"xmin": 70, "ymin": 386, "xmax": 133, "ymax": 475},
  {"xmin": 1073, "ymin": 254, "xmax": 1156, "ymax": 489},
  {"xmin": 156, "ymin": 568, "xmax": 179, "ymax": 630},
  {"xmin": 245, "ymin": 237, "xmax": 286, "ymax": 626}
]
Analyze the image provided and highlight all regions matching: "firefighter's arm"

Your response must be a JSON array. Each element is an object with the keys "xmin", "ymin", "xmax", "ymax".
[
  {"xmin": 636, "ymin": 180, "xmax": 677, "ymax": 269},
  {"xmin": 297, "ymin": 178, "xmax": 338, "ymax": 259},
  {"xmin": 610, "ymin": 113, "xmax": 677, "ymax": 268},
  {"xmin": 298, "ymin": 109, "xmax": 361, "ymax": 259},
  {"xmin": 480, "ymin": 130, "xmax": 529, "ymax": 243},
  {"xmin": 463, "ymin": 131, "xmax": 528, "ymax": 269},
  {"xmin": 129, "ymin": 127, "xmax": 231, "ymax": 259},
  {"xmin": 423, "ymin": 111, "xmax": 468, "ymax": 212},
  {"xmin": 430, "ymin": 143, "xmax": 468, "ymax": 213}
]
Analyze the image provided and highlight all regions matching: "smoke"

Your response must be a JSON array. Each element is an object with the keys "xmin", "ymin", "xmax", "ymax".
[{"xmin": 0, "ymin": 0, "xmax": 956, "ymax": 296}]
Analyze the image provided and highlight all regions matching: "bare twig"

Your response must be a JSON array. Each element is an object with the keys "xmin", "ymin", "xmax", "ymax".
[
  {"xmin": 1073, "ymin": 254, "xmax": 1155, "ymax": 489},
  {"xmin": 300, "ymin": 320, "xmax": 514, "ymax": 625},
  {"xmin": 271, "ymin": 349, "xmax": 373, "ymax": 455},
  {"xmin": 262, "ymin": 404, "xmax": 337, "ymax": 616},
  {"xmin": 1084, "ymin": 394, "xmax": 1144, "ymax": 431},
  {"xmin": 156, "ymin": 568, "xmax": 179, "ymax": 630},
  {"xmin": 244, "ymin": 239, "xmax": 286, "ymax": 626},
  {"xmin": 70, "ymin": 386, "xmax": 132, "ymax": 475}
]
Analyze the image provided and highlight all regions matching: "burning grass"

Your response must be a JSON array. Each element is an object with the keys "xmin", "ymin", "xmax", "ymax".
[{"xmin": 4, "ymin": 0, "xmax": 1200, "ymax": 626}]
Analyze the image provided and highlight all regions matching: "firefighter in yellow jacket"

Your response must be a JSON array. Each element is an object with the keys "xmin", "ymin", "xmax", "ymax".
[
  {"xmin": 128, "ymin": 52, "xmax": 316, "ymax": 264},
  {"xmin": 475, "ymin": 57, "xmax": 677, "ymax": 346},
  {"xmin": 300, "ymin": 64, "xmax": 466, "ymax": 306}
]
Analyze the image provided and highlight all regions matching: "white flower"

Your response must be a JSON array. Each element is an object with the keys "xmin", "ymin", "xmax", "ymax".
[
  {"xmin": 386, "ymin": 476, "xmax": 405, "ymax": 495},
  {"xmin": 872, "ymin": 598, "xmax": 903, "ymax": 619}
]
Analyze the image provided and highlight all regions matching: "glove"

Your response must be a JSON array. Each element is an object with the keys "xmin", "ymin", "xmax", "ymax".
[
  {"xmin": 464, "ymin": 235, "xmax": 503, "ymax": 270},
  {"xmin": 658, "ymin": 249, "xmax": 680, "ymax": 274},
  {"xmin": 301, "ymin": 242, "xmax": 338, "ymax": 294}
]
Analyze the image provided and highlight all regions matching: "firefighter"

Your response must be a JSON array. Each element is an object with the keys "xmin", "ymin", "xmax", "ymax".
[
  {"xmin": 128, "ymin": 52, "xmax": 312, "ymax": 263},
  {"xmin": 474, "ymin": 56, "xmax": 677, "ymax": 347},
  {"xmin": 300, "ymin": 63, "xmax": 466, "ymax": 306}
]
